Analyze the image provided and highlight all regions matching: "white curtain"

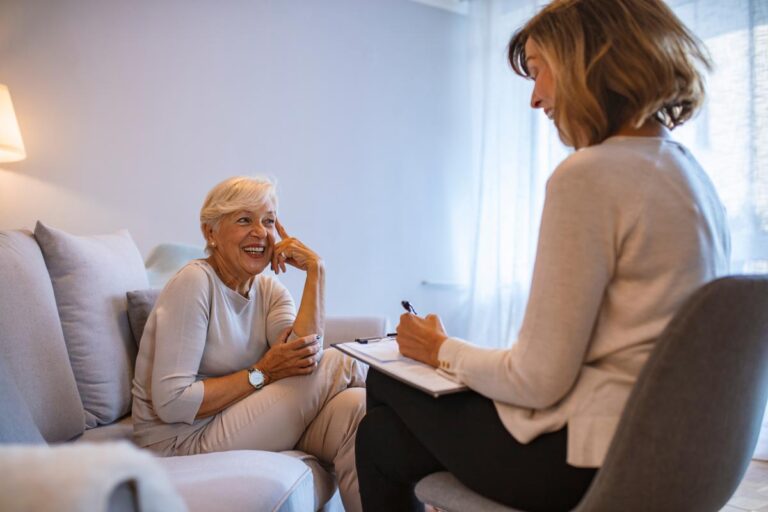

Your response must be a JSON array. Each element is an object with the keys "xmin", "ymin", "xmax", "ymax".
[
  {"xmin": 464, "ymin": 0, "xmax": 768, "ymax": 457},
  {"xmin": 463, "ymin": 0, "xmax": 568, "ymax": 349}
]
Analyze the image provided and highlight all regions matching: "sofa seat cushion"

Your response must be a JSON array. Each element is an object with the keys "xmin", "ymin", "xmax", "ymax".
[
  {"xmin": 157, "ymin": 450, "xmax": 314, "ymax": 512},
  {"xmin": 0, "ymin": 229, "xmax": 84, "ymax": 442},
  {"xmin": 282, "ymin": 450, "xmax": 340, "ymax": 511},
  {"xmin": 34, "ymin": 222, "xmax": 148, "ymax": 428},
  {"xmin": 75, "ymin": 415, "xmax": 133, "ymax": 443}
]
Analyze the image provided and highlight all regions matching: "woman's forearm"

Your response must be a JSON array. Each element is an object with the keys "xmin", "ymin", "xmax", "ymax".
[
  {"xmin": 292, "ymin": 262, "xmax": 325, "ymax": 338},
  {"xmin": 196, "ymin": 370, "xmax": 253, "ymax": 419}
]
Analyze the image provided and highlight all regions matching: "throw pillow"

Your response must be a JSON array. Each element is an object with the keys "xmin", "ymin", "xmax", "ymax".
[
  {"xmin": 145, "ymin": 243, "xmax": 205, "ymax": 289},
  {"xmin": 126, "ymin": 288, "xmax": 161, "ymax": 347},
  {"xmin": 34, "ymin": 222, "xmax": 149, "ymax": 429}
]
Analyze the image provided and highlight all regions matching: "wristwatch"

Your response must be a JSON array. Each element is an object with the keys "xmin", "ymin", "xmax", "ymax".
[{"xmin": 248, "ymin": 367, "xmax": 266, "ymax": 390}]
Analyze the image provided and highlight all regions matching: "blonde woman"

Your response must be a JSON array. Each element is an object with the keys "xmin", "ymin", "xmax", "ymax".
[
  {"xmin": 356, "ymin": 1, "xmax": 730, "ymax": 510},
  {"xmin": 132, "ymin": 176, "xmax": 366, "ymax": 512}
]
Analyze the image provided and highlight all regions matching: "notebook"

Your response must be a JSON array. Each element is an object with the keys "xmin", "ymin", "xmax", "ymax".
[{"xmin": 332, "ymin": 338, "xmax": 467, "ymax": 398}]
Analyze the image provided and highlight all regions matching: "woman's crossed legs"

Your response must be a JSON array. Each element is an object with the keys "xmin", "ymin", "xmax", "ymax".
[
  {"xmin": 355, "ymin": 369, "xmax": 596, "ymax": 512},
  {"xmin": 176, "ymin": 349, "xmax": 367, "ymax": 511}
]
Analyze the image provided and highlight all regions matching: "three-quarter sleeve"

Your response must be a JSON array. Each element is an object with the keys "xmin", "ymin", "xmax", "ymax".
[
  {"xmin": 438, "ymin": 157, "xmax": 638, "ymax": 408},
  {"xmin": 263, "ymin": 277, "xmax": 296, "ymax": 346},
  {"xmin": 150, "ymin": 267, "xmax": 211, "ymax": 424}
]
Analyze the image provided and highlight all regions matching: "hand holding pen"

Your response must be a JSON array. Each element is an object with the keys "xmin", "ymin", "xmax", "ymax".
[
  {"xmin": 395, "ymin": 300, "xmax": 448, "ymax": 368},
  {"xmin": 355, "ymin": 300, "xmax": 419, "ymax": 343}
]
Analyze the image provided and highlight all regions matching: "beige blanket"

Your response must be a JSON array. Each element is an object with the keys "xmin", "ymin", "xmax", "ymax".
[{"xmin": 0, "ymin": 441, "xmax": 187, "ymax": 512}]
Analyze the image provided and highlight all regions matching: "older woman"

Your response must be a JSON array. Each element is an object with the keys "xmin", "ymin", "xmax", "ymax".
[{"xmin": 132, "ymin": 176, "xmax": 366, "ymax": 512}]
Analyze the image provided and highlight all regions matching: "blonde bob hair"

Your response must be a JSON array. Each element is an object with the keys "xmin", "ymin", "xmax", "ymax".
[
  {"xmin": 508, "ymin": 0, "xmax": 712, "ymax": 149},
  {"xmin": 199, "ymin": 176, "xmax": 278, "ymax": 240}
]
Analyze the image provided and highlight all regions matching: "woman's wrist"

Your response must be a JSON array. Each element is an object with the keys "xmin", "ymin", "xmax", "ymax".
[
  {"xmin": 305, "ymin": 259, "xmax": 325, "ymax": 275},
  {"xmin": 429, "ymin": 335, "xmax": 448, "ymax": 368},
  {"xmin": 253, "ymin": 364, "xmax": 272, "ymax": 385}
]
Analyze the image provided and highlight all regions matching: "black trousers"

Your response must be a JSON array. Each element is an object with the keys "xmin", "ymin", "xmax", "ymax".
[{"xmin": 355, "ymin": 369, "xmax": 598, "ymax": 512}]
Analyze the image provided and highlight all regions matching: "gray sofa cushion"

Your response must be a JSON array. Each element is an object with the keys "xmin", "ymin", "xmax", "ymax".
[
  {"xmin": 126, "ymin": 288, "xmax": 161, "ymax": 346},
  {"xmin": 158, "ymin": 450, "xmax": 315, "ymax": 512},
  {"xmin": 34, "ymin": 222, "xmax": 149, "ymax": 428},
  {"xmin": 76, "ymin": 415, "xmax": 134, "ymax": 443},
  {"xmin": 0, "ymin": 229, "xmax": 84, "ymax": 442},
  {"xmin": 0, "ymin": 355, "xmax": 45, "ymax": 444}
]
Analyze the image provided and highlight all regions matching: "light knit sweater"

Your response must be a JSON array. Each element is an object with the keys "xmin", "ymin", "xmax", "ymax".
[
  {"xmin": 132, "ymin": 260, "xmax": 296, "ymax": 447},
  {"xmin": 438, "ymin": 136, "xmax": 731, "ymax": 468}
]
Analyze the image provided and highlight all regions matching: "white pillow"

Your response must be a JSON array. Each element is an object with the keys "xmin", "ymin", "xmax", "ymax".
[{"xmin": 34, "ymin": 222, "xmax": 148, "ymax": 428}]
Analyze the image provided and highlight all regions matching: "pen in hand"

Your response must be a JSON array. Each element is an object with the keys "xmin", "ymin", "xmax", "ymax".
[
  {"xmin": 354, "ymin": 301, "xmax": 417, "ymax": 344},
  {"xmin": 401, "ymin": 300, "xmax": 418, "ymax": 315}
]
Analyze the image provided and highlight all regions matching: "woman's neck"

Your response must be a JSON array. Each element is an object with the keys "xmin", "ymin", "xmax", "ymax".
[
  {"xmin": 614, "ymin": 118, "xmax": 670, "ymax": 138},
  {"xmin": 206, "ymin": 256, "xmax": 252, "ymax": 297}
]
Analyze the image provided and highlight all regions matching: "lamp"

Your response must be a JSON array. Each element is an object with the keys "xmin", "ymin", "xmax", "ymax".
[{"xmin": 0, "ymin": 84, "xmax": 26, "ymax": 163}]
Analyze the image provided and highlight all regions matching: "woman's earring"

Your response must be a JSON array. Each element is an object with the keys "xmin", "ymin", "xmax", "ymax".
[{"xmin": 209, "ymin": 241, "xmax": 216, "ymax": 248}]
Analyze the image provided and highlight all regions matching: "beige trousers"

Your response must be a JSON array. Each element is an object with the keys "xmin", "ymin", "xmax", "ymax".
[{"xmin": 175, "ymin": 349, "xmax": 367, "ymax": 512}]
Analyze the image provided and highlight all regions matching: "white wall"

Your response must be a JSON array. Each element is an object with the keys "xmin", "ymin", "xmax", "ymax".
[{"xmin": 0, "ymin": 0, "xmax": 472, "ymax": 328}]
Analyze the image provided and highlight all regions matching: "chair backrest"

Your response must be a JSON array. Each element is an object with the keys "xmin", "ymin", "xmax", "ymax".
[{"xmin": 575, "ymin": 276, "xmax": 768, "ymax": 512}]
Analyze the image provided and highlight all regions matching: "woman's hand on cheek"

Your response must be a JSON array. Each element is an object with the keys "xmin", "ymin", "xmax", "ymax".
[
  {"xmin": 268, "ymin": 230, "xmax": 283, "ymax": 274},
  {"xmin": 271, "ymin": 219, "xmax": 323, "ymax": 274},
  {"xmin": 395, "ymin": 313, "xmax": 448, "ymax": 368}
]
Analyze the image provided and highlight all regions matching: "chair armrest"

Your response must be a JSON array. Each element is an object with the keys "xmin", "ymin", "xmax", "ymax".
[{"xmin": 415, "ymin": 472, "xmax": 521, "ymax": 512}]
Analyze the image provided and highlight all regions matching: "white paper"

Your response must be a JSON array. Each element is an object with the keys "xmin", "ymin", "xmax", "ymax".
[{"xmin": 354, "ymin": 339, "xmax": 404, "ymax": 362}]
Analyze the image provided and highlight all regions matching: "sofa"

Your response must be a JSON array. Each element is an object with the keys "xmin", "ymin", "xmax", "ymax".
[{"xmin": 0, "ymin": 223, "xmax": 386, "ymax": 511}]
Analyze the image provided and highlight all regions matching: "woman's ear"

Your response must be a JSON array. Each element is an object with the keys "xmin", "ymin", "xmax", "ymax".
[{"xmin": 202, "ymin": 223, "xmax": 215, "ymax": 246}]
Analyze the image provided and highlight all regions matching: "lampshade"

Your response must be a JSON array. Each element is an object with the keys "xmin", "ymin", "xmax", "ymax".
[{"xmin": 0, "ymin": 84, "xmax": 26, "ymax": 163}]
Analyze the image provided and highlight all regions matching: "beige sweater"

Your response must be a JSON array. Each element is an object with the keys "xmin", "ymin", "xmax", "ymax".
[
  {"xmin": 438, "ymin": 136, "xmax": 730, "ymax": 467},
  {"xmin": 132, "ymin": 260, "xmax": 296, "ymax": 447}
]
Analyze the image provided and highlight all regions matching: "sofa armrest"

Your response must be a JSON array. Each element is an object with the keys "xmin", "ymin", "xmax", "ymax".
[{"xmin": 324, "ymin": 316, "xmax": 388, "ymax": 348}]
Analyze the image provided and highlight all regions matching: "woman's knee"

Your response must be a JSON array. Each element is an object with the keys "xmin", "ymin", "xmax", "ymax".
[
  {"xmin": 327, "ymin": 387, "xmax": 367, "ymax": 433},
  {"xmin": 317, "ymin": 345, "xmax": 350, "ymax": 373},
  {"xmin": 318, "ymin": 347, "xmax": 367, "ymax": 386}
]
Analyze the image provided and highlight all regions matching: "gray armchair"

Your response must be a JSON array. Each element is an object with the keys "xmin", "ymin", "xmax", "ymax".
[{"xmin": 416, "ymin": 275, "xmax": 768, "ymax": 512}]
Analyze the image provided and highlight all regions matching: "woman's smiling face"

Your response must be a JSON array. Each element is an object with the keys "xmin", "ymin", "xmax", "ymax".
[{"xmin": 207, "ymin": 201, "xmax": 277, "ymax": 286}]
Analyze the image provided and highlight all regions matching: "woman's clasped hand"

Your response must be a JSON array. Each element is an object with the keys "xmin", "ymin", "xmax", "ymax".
[{"xmin": 255, "ymin": 327, "xmax": 323, "ymax": 383}]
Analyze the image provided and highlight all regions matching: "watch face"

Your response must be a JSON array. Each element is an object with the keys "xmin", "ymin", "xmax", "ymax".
[{"xmin": 248, "ymin": 369, "xmax": 265, "ymax": 389}]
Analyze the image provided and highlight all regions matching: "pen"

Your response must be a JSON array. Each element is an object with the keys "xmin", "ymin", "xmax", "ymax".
[
  {"xmin": 401, "ymin": 300, "xmax": 418, "ymax": 315},
  {"xmin": 355, "ymin": 301, "xmax": 417, "ymax": 343},
  {"xmin": 355, "ymin": 333, "xmax": 397, "ymax": 344}
]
